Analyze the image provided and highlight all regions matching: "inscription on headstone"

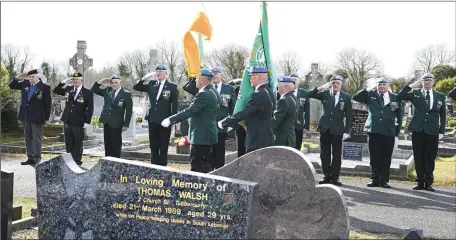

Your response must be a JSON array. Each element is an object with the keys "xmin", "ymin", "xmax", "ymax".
[
  {"xmin": 1, "ymin": 169, "xmax": 14, "ymax": 240},
  {"xmin": 342, "ymin": 143, "xmax": 363, "ymax": 161},
  {"xmin": 348, "ymin": 107, "xmax": 368, "ymax": 143},
  {"xmin": 36, "ymin": 154, "xmax": 257, "ymax": 239}
]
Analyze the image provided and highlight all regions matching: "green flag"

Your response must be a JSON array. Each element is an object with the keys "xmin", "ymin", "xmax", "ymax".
[{"xmin": 232, "ymin": 1, "xmax": 277, "ymax": 129}]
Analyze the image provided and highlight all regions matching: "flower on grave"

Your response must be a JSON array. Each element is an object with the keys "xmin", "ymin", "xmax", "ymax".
[{"xmin": 174, "ymin": 136, "xmax": 189, "ymax": 146}]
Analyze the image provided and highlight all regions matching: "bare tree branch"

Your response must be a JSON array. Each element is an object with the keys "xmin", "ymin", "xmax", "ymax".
[
  {"xmin": 205, "ymin": 43, "xmax": 249, "ymax": 81},
  {"xmin": 275, "ymin": 51, "xmax": 301, "ymax": 76},
  {"xmin": 414, "ymin": 44, "xmax": 455, "ymax": 72}
]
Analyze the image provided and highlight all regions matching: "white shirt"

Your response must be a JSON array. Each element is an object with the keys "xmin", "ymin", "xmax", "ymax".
[
  {"xmin": 331, "ymin": 90, "xmax": 340, "ymax": 106},
  {"xmin": 293, "ymin": 89, "xmax": 298, "ymax": 97},
  {"xmin": 377, "ymin": 91, "xmax": 390, "ymax": 106},
  {"xmin": 156, "ymin": 80, "xmax": 166, "ymax": 101},
  {"xmin": 198, "ymin": 85, "xmax": 208, "ymax": 93},
  {"xmin": 214, "ymin": 82, "xmax": 222, "ymax": 93},
  {"xmin": 422, "ymin": 88, "xmax": 433, "ymax": 110},
  {"xmin": 112, "ymin": 88, "xmax": 121, "ymax": 99},
  {"xmin": 73, "ymin": 85, "xmax": 82, "ymax": 100}
]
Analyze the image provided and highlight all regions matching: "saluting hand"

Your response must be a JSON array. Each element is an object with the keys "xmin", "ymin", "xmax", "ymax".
[
  {"xmin": 16, "ymin": 72, "xmax": 28, "ymax": 81},
  {"xmin": 317, "ymin": 82, "xmax": 332, "ymax": 91},
  {"xmin": 98, "ymin": 78, "xmax": 111, "ymax": 85},
  {"xmin": 409, "ymin": 79, "xmax": 422, "ymax": 88}
]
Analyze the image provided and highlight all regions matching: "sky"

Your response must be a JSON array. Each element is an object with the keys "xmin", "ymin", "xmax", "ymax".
[{"xmin": 1, "ymin": 1, "xmax": 455, "ymax": 78}]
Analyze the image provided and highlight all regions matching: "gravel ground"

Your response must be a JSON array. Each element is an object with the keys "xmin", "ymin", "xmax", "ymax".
[{"xmin": 12, "ymin": 228, "xmax": 38, "ymax": 239}]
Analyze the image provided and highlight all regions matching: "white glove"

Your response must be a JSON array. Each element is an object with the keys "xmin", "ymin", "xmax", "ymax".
[
  {"xmin": 227, "ymin": 127, "xmax": 233, "ymax": 132},
  {"xmin": 409, "ymin": 79, "xmax": 422, "ymax": 88},
  {"xmin": 161, "ymin": 118, "xmax": 171, "ymax": 128},
  {"xmin": 84, "ymin": 123, "xmax": 90, "ymax": 128},
  {"xmin": 439, "ymin": 134, "xmax": 443, "ymax": 140},
  {"xmin": 317, "ymin": 82, "xmax": 332, "ymax": 91},
  {"xmin": 61, "ymin": 77, "xmax": 72, "ymax": 84},
  {"xmin": 217, "ymin": 120, "xmax": 224, "ymax": 129},
  {"xmin": 141, "ymin": 71, "xmax": 156, "ymax": 81},
  {"xmin": 394, "ymin": 137, "xmax": 398, "ymax": 149},
  {"xmin": 343, "ymin": 133, "xmax": 350, "ymax": 141},
  {"xmin": 366, "ymin": 84, "xmax": 377, "ymax": 92}
]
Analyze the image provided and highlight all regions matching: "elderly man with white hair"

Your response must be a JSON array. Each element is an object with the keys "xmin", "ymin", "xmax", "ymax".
[
  {"xmin": 9, "ymin": 69, "xmax": 52, "ymax": 165},
  {"xmin": 271, "ymin": 76, "xmax": 298, "ymax": 147}
]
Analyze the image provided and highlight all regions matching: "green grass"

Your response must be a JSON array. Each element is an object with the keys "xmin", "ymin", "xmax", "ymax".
[
  {"xmin": 302, "ymin": 141, "xmax": 319, "ymax": 149},
  {"xmin": 408, "ymin": 156, "xmax": 456, "ymax": 187},
  {"xmin": 13, "ymin": 197, "xmax": 36, "ymax": 218},
  {"xmin": 350, "ymin": 230, "xmax": 401, "ymax": 239},
  {"xmin": 139, "ymin": 140, "xmax": 149, "ymax": 145},
  {"xmin": 1, "ymin": 134, "xmax": 24, "ymax": 143}
]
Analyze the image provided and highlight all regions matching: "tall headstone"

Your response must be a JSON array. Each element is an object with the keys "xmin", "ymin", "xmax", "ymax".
[
  {"xmin": 343, "ymin": 102, "xmax": 369, "ymax": 161},
  {"xmin": 1, "ymin": 169, "xmax": 14, "ymax": 240},
  {"xmin": 69, "ymin": 40, "xmax": 94, "ymax": 136},
  {"xmin": 36, "ymin": 154, "xmax": 258, "ymax": 239},
  {"xmin": 305, "ymin": 63, "xmax": 323, "ymax": 129},
  {"xmin": 142, "ymin": 49, "xmax": 159, "ymax": 121}
]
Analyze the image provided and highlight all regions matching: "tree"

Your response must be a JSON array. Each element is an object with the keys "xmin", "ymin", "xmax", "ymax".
[
  {"xmin": 335, "ymin": 48, "xmax": 382, "ymax": 94},
  {"xmin": 431, "ymin": 65, "xmax": 456, "ymax": 81},
  {"xmin": 0, "ymin": 44, "xmax": 34, "ymax": 77},
  {"xmin": 156, "ymin": 40, "xmax": 186, "ymax": 86},
  {"xmin": 435, "ymin": 77, "xmax": 456, "ymax": 96},
  {"xmin": 275, "ymin": 51, "xmax": 301, "ymax": 76},
  {"xmin": 205, "ymin": 43, "xmax": 249, "ymax": 81},
  {"xmin": 388, "ymin": 77, "xmax": 407, "ymax": 93},
  {"xmin": 414, "ymin": 44, "xmax": 455, "ymax": 73},
  {"xmin": 0, "ymin": 64, "xmax": 21, "ymax": 132}
]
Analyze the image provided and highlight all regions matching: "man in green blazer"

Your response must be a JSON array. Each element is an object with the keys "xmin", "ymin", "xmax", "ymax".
[
  {"xmin": 91, "ymin": 75, "xmax": 133, "ymax": 158},
  {"xmin": 161, "ymin": 69, "xmax": 221, "ymax": 173},
  {"xmin": 272, "ymin": 76, "xmax": 298, "ymax": 147},
  {"xmin": 307, "ymin": 75, "xmax": 353, "ymax": 186},
  {"xmin": 397, "ymin": 73, "xmax": 447, "ymax": 191},
  {"xmin": 290, "ymin": 73, "xmax": 310, "ymax": 150},
  {"xmin": 218, "ymin": 66, "xmax": 275, "ymax": 152},
  {"xmin": 353, "ymin": 77, "xmax": 403, "ymax": 188},
  {"xmin": 183, "ymin": 67, "xmax": 236, "ymax": 169}
]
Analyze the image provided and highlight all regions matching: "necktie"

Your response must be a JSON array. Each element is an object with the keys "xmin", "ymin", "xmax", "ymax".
[
  {"xmin": 72, "ymin": 87, "xmax": 77, "ymax": 100},
  {"xmin": 425, "ymin": 91, "xmax": 430, "ymax": 109},
  {"xmin": 111, "ymin": 90, "xmax": 116, "ymax": 103},
  {"xmin": 333, "ymin": 93, "xmax": 336, "ymax": 106},
  {"xmin": 215, "ymin": 84, "xmax": 219, "ymax": 92},
  {"xmin": 380, "ymin": 93, "xmax": 384, "ymax": 107},
  {"xmin": 28, "ymin": 84, "xmax": 36, "ymax": 101}
]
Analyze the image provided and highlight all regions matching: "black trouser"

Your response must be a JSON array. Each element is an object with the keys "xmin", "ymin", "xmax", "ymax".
[
  {"xmin": 190, "ymin": 145, "xmax": 213, "ymax": 173},
  {"xmin": 104, "ymin": 124, "xmax": 122, "ymax": 158},
  {"xmin": 149, "ymin": 122, "xmax": 171, "ymax": 166},
  {"xmin": 246, "ymin": 149, "xmax": 258, "ymax": 153},
  {"xmin": 368, "ymin": 133, "xmax": 395, "ymax": 183},
  {"xmin": 295, "ymin": 129, "xmax": 303, "ymax": 150},
  {"xmin": 210, "ymin": 132, "xmax": 227, "ymax": 169},
  {"xmin": 236, "ymin": 127, "xmax": 246, "ymax": 157},
  {"xmin": 412, "ymin": 131, "xmax": 438, "ymax": 186},
  {"xmin": 64, "ymin": 124, "xmax": 84, "ymax": 163},
  {"xmin": 320, "ymin": 130, "xmax": 343, "ymax": 179}
]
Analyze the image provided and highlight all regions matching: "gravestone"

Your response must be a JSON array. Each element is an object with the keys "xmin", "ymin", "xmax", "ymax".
[
  {"xmin": 1, "ymin": 169, "xmax": 14, "ymax": 240},
  {"xmin": 403, "ymin": 117, "xmax": 412, "ymax": 135},
  {"xmin": 343, "ymin": 102, "xmax": 368, "ymax": 161},
  {"xmin": 305, "ymin": 63, "xmax": 324, "ymax": 128},
  {"xmin": 211, "ymin": 146, "xmax": 349, "ymax": 239},
  {"xmin": 175, "ymin": 101, "xmax": 191, "ymax": 137},
  {"xmin": 36, "ymin": 154, "xmax": 257, "ymax": 239}
]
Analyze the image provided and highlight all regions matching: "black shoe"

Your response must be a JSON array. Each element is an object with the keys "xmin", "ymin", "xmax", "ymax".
[
  {"xmin": 425, "ymin": 184, "xmax": 435, "ymax": 192},
  {"xmin": 331, "ymin": 178, "xmax": 343, "ymax": 186},
  {"xmin": 367, "ymin": 181, "xmax": 379, "ymax": 187},
  {"xmin": 21, "ymin": 159, "xmax": 36, "ymax": 165},
  {"xmin": 75, "ymin": 161, "xmax": 83, "ymax": 166},
  {"xmin": 413, "ymin": 184, "xmax": 425, "ymax": 190},
  {"xmin": 380, "ymin": 182, "xmax": 391, "ymax": 188},
  {"xmin": 318, "ymin": 177, "xmax": 331, "ymax": 184}
]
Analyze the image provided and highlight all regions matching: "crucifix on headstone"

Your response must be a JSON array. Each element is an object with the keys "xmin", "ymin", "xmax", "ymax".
[{"xmin": 69, "ymin": 40, "xmax": 94, "ymax": 136}]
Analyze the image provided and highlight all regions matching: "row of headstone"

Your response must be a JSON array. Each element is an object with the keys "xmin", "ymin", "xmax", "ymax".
[{"xmin": 35, "ymin": 147, "xmax": 350, "ymax": 239}]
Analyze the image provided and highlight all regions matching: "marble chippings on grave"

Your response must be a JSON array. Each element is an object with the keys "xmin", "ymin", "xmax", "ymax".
[
  {"xmin": 36, "ymin": 154, "xmax": 257, "ymax": 239},
  {"xmin": 211, "ymin": 146, "xmax": 350, "ymax": 239}
]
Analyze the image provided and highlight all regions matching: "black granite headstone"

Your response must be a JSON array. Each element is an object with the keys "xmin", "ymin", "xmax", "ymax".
[
  {"xmin": 1, "ymin": 169, "xmax": 14, "ymax": 240},
  {"xmin": 403, "ymin": 117, "xmax": 412, "ymax": 135},
  {"xmin": 36, "ymin": 154, "xmax": 257, "ymax": 239},
  {"xmin": 347, "ymin": 109, "xmax": 368, "ymax": 143}
]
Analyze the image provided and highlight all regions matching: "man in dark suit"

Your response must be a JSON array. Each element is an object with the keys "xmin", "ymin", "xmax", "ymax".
[
  {"xmin": 353, "ymin": 77, "xmax": 403, "ymax": 188},
  {"xmin": 449, "ymin": 87, "xmax": 456, "ymax": 100},
  {"xmin": 307, "ymin": 75, "xmax": 353, "ymax": 186},
  {"xmin": 290, "ymin": 73, "xmax": 310, "ymax": 150},
  {"xmin": 272, "ymin": 77, "xmax": 297, "ymax": 147},
  {"xmin": 397, "ymin": 73, "xmax": 447, "ymax": 191},
  {"xmin": 162, "ymin": 69, "xmax": 220, "ymax": 173},
  {"xmin": 133, "ymin": 65, "xmax": 178, "ymax": 166},
  {"xmin": 91, "ymin": 75, "xmax": 133, "ymax": 158},
  {"xmin": 53, "ymin": 72, "xmax": 94, "ymax": 165},
  {"xmin": 9, "ymin": 69, "xmax": 52, "ymax": 165},
  {"xmin": 183, "ymin": 67, "xmax": 236, "ymax": 169},
  {"xmin": 219, "ymin": 66, "xmax": 274, "ymax": 153}
]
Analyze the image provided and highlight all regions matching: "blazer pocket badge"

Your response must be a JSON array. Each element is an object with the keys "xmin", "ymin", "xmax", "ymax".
[
  {"xmin": 118, "ymin": 100, "xmax": 124, "ymax": 107},
  {"xmin": 390, "ymin": 101, "xmax": 398, "ymax": 111},
  {"xmin": 77, "ymin": 97, "xmax": 84, "ymax": 103},
  {"xmin": 163, "ymin": 90, "xmax": 171, "ymax": 100},
  {"xmin": 222, "ymin": 94, "xmax": 230, "ymax": 107},
  {"xmin": 299, "ymin": 98, "xmax": 306, "ymax": 107},
  {"xmin": 437, "ymin": 100, "xmax": 442, "ymax": 109},
  {"xmin": 340, "ymin": 101, "xmax": 345, "ymax": 110},
  {"xmin": 37, "ymin": 91, "xmax": 42, "ymax": 99}
]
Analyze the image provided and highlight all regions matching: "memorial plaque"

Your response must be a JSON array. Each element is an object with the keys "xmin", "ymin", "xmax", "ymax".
[
  {"xmin": 36, "ymin": 154, "xmax": 257, "ymax": 239},
  {"xmin": 348, "ymin": 109, "xmax": 368, "ymax": 143},
  {"xmin": 342, "ymin": 143, "xmax": 363, "ymax": 161}
]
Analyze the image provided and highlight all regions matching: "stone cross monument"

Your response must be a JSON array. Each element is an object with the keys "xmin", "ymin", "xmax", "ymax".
[
  {"xmin": 305, "ymin": 63, "xmax": 323, "ymax": 129},
  {"xmin": 142, "ymin": 49, "xmax": 159, "ymax": 121},
  {"xmin": 69, "ymin": 40, "xmax": 94, "ymax": 136}
]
